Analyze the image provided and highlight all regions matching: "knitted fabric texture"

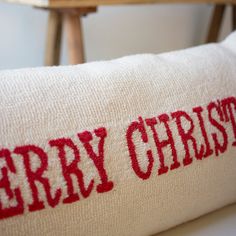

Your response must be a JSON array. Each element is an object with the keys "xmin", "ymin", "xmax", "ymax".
[{"xmin": 0, "ymin": 32, "xmax": 236, "ymax": 236}]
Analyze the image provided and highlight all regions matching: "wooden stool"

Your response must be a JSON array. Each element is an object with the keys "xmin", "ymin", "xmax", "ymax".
[
  {"xmin": 206, "ymin": 4, "xmax": 236, "ymax": 43},
  {"xmin": 3, "ymin": 0, "xmax": 236, "ymax": 66},
  {"xmin": 44, "ymin": 7, "xmax": 97, "ymax": 66}
]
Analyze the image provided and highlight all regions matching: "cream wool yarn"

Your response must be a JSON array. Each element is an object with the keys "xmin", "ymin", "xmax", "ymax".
[{"xmin": 0, "ymin": 32, "xmax": 236, "ymax": 236}]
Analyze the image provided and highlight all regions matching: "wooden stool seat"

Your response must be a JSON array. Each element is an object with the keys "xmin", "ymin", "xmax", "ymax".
[
  {"xmin": 4, "ymin": 0, "xmax": 236, "ymax": 7},
  {"xmin": 3, "ymin": 0, "xmax": 236, "ymax": 66}
]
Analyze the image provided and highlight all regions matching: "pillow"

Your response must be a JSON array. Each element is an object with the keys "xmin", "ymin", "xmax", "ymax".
[{"xmin": 0, "ymin": 32, "xmax": 236, "ymax": 236}]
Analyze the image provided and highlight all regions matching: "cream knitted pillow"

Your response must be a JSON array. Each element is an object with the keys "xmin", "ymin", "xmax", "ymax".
[{"xmin": 0, "ymin": 32, "xmax": 236, "ymax": 236}]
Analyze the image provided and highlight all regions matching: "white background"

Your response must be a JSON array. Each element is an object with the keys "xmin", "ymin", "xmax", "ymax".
[
  {"xmin": 157, "ymin": 204, "xmax": 236, "ymax": 236},
  {"xmin": 0, "ymin": 2, "xmax": 232, "ymax": 70}
]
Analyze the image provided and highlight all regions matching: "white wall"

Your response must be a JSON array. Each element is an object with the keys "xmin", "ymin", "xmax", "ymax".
[{"xmin": 0, "ymin": 2, "xmax": 232, "ymax": 70}]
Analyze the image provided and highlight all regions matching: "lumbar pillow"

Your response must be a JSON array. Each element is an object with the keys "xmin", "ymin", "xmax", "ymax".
[{"xmin": 0, "ymin": 32, "xmax": 236, "ymax": 236}]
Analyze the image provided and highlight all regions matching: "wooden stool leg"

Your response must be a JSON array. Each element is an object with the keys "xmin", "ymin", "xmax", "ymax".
[
  {"xmin": 206, "ymin": 4, "xmax": 226, "ymax": 43},
  {"xmin": 232, "ymin": 5, "xmax": 236, "ymax": 30},
  {"xmin": 64, "ymin": 12, "xmax": 85, "ymax": 64},
  {"xmin": 45, "ymin": 10, "xmax": 62, "ymax": 66}
]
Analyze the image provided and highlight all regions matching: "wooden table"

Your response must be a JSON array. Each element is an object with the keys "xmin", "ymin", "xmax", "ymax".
[{"xmin": 3, "ymin": 0, "xmax": 236, "ymax": 65}]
